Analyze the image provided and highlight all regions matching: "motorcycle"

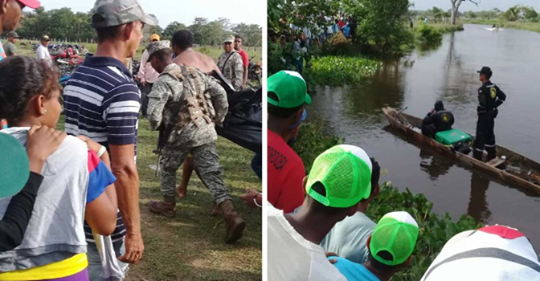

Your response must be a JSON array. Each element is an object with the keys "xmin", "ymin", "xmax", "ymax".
[{"xmin": 247, "ymin": 56, "xmax": 262, "ymax": 87}]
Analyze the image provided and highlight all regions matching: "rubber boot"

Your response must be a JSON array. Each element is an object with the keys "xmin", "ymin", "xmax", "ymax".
[
  {"xmin": 473, "ymin": 149, "xmax": 484, "ymax": 161},
  {"xmin": 486, "ymin": 146, "xmax": 497, "ymax": 161},
  {"xmin": 219, "ymin": 200, "xmax": 246, "ymax": 244},
  {"xmin": 148, "ymin": 196, "xmax": 176, "ymax": 218}
]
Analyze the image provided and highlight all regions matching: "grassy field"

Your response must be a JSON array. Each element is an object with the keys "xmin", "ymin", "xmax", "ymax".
[
  {"xmin": 44, "ymin": 42, "xmax": 263, "ymax": 280},
  {"xmin": 461, "ymin": 19, "xmax": 540, "ymax": 33},
  {"xmin": 412, "ymin": 21, "xmax": 465, "ymax": 33},
  {"xmin": 12, "ymin": 40, "xmax": 263, "ymax": 62}
]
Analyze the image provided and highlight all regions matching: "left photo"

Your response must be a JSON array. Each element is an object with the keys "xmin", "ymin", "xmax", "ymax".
[{"xmin": 0, "ymin": 0, "xmax": 263, "ymax": 280}]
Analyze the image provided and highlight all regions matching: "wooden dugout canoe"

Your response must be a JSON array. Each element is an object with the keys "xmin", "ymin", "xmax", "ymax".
[{"xmin": 382, "ymin": 107, "xmax": 540, "ymax": 194}]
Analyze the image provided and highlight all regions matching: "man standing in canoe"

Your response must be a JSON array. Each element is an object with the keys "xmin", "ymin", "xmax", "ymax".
[{"xmin": 473, "ymin": 67, "xmax": 507, "ymax": 161}]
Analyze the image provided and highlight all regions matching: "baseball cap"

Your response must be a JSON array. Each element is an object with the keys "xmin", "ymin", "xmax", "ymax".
[
  {"xmin": 267, "ymin": 70, "xmax": 312, "ymax": 108},
  {"xmin": 91, "ymin": 0, "xmax": 158, "ymax": 29},
  {"xmin": 370, "ymin": 211, "xmax": 419, "ymax": 266},
  {"xmin": 146, "ymin": 40, "xmax": 170, "ymax": 57},
  {"xmin": 150, "ymin": 34, "xmax": 160, "ymax": 41},
  {"xmin": 17, "ymin": 0, "xmax": 41, "ymax": 9},
  {"xmin": 477, "ymin": 66, "xmax": 492, "ymax": 75},
  {"xmin": 0, "ymin": 133, "xmax": 30, "ymax": 198},
  {"xmin": 306, "ymin": 144, "xmax": 372, "ymax": 208},
  {"xmin": 223, "ymin": 36, "xmax": 234, "ymax": 44},
  {"xmin": 41, "ymin": 35, "xmax": 50, "ymax": 41},
  {"xmin": 7, "ymin": 31, "xmax": 19, "ymax": 38}
]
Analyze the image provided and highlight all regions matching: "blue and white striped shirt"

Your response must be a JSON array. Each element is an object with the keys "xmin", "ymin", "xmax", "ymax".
[{"xmin": 64, "ymin": 55, "xmax": 140, "ymax": 242}]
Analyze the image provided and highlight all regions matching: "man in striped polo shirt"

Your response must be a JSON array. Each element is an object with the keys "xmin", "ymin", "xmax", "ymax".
[{"xmin": 63, "ymin": 0, "xmax": 156, "ymax": 279}]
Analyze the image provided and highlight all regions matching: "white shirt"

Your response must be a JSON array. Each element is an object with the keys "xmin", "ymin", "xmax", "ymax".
[
  {"xmin": 36, "ymin": 44, "xmax": 52, "ymax": 66},
  {"xmin": 267, "ymin": 203, "xmax": 347, "ymax": 281}
]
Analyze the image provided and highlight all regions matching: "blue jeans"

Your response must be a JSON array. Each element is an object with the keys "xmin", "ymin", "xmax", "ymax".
[
  {"xmin": 251, "ymin": 153, "xmax": 262, "ymax": 180},
  {"xmin": 87, "ymin": 238, "xmax": 128, "ymax": 281}
]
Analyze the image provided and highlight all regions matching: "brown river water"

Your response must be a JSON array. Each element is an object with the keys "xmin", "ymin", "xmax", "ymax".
[{"xmin": 308, "ymin": 24, "xmax": 540, "ymax": 249}]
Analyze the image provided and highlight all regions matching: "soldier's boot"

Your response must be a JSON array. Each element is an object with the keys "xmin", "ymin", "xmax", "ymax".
[
  {"xmin": 210, "ymin": 202, "xmax": 221, "ymax": 217},
  {"xmin": 148, "ymin": 196, "xmax": 176, "ymax": 218},
  {"xmin": 473, "ymin": 149, "xmax": 484, "ymax": 161},
  {"xmin": 219, "ymin": 200, "xmax": 246, "ymax": 244}
]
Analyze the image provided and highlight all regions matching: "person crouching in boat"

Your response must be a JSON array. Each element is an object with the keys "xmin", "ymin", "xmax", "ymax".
[
  {"xmin": 473, "ymin": 67, "xmax": 506, "ymax": 161},
  {"xmin": 421, "ymin": 100, "xmax": 454, "ymax": 139}
]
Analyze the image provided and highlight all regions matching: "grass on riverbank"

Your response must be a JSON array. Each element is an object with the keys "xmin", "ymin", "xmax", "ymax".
[
  {"xmin": 303, "ymin": 56, "xmax": 381, "ymax": 87},
  {"xmin": 462, "ymin": 19, "xmax": 540, "ymax": 33},
  {"xmin": 55, "ymin": 115, "xmax": 262, "ymax": 280}
]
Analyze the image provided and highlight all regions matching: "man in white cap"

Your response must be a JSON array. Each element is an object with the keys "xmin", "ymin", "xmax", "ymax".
[{"xmin": 217, "ymin": 35, "xmax": 243, "ymax": 91}]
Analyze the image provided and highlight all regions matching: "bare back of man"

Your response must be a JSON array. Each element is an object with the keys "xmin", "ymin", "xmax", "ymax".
[{"xmin": 173, "ymin": 49, "xmax": 221, "ymax": 74}]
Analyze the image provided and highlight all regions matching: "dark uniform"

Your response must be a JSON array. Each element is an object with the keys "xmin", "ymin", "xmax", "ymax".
[
  {"xmin": 422, "ymin": 100, "xmax": 455, "ymax": 138},
  {"xmin": 473, "ymin": 80, "xmax": 506, "ymax": 161}
]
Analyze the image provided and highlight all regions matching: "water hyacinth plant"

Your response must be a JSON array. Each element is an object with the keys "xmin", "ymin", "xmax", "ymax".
[{"xmin": 304, "ymin": 56, "xmax": 381, "ymax": 86}]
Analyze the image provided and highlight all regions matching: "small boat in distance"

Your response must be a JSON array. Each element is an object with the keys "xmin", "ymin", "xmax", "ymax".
[{"xmin": 382, "ymin": 107, "xmax": 540, "ymax": 194}]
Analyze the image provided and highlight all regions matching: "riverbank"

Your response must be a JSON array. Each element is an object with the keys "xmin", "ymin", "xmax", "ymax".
[
  {"xmin": 462, "ymin": 19, "xmax": 540, "ymax": 33},
  {"xmin": 304, "ymin": 56, "xmax": 381, "ymax": 87},
  {"xmin": 296, "ymin": 122, "xmax": 480, "ymax": 281}
]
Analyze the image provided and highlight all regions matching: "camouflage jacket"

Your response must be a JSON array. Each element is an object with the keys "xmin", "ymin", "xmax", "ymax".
[
  {"xmin": 217, "ymin": 51, "xmax": 243, "ymax": 91},
  {"xmin": 147, "ymin": 63, "xmax": 228, "ymax": 148}
]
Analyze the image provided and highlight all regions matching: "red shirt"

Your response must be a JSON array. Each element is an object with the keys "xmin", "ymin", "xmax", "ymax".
[
  {"xmin": 238, "ymin": 49, "xmax": 249, "ymax": 67},
  {"xmin": 268, "ymin": 129, "xmax": 305, "ymax": 213},
  {"xmin": 338, "ymin": 20, "xmax": 345, "ymax": 29}
]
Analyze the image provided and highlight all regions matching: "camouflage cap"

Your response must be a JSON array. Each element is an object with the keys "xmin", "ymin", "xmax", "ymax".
[
  {"xmin": 91, "ymin": 0, "xmax": 158, "ymax": 29},
  {"xmin": 146, "ymin": 40, "xmax": 171, "ymax": 57},
  {"xmin": 223, "ymin": 36, "xmax": 234, "ymax": 44},
  {"xmin": 7, "ymin": 31, "xmax": 19, "ymax": 38}
]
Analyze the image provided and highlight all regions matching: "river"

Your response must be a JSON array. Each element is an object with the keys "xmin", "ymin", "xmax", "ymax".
[{"xmin": 308, "ymin": 24, "xmax": 540, "ymax": 249}]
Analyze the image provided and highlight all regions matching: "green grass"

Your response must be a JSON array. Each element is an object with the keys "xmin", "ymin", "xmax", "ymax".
[
  {"xmin": 462, "ymin": 19, "xmax": 540, "ymax": 33},
  {"xmin": 304, "ymin": 56, "xmax": 381, "ymax": 86},
  {"xmin": 10, "ymin": 40, "xmax": 263, "ymax": 62}
]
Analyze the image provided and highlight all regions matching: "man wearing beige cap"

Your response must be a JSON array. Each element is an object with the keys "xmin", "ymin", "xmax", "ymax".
[
  {"xmin": 0, "ymin": 0, "xmax": 41, "ymax": 61},
  {"xmin": 62, "ymin": 0, "xmax": 157, "ymax": 279},
  {"xmin": 217, "ymin": 35, "xmax": 243, "ymax": 91},
  {"xmin": 36, "ymin": 34, "xmax": 52, "ymax": 66},
  {"xmin": 145, "ymin": 41, "xmax": 246, "ymax": 244}
]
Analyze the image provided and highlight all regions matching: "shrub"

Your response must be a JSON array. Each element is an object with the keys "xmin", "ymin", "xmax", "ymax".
[
  {"xmin": 295, "ymin": 122, "xmax": 344, "ymax": 173},
  {"xmin": 303, "ymin": 56, "xmax": 381, "ymax": 86},
  {"xmin": 415, "ymin": 24, "xmax": 443, "ymax": 46}
]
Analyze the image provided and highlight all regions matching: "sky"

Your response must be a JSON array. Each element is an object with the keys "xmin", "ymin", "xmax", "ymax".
[
  {"xmin": 411, "ymin": 0, "xmax": 540, "ymax": 12},
  {"xmin": 36, "ymin": 0, "xmax": 264, "ymax": 28}
]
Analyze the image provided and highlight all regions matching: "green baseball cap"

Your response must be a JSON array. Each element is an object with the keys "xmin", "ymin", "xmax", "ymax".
[
  {"xmin": 267, "ymin": 70, "xmax": 311, "ymax": 108},
  {"xmin": 306, "ymin": 144, "xmax": 372, "ymax": 208},
  {"xmin": 0, "ymin": 133, "xmax": 29, "ymax": 198},
  {"xmin": 91, "ymin": 0, "xmax": 158, "ymax": 29},
  {"xmin": 370, "ymin": 211, "xmax": 419, "ymax": 266}
]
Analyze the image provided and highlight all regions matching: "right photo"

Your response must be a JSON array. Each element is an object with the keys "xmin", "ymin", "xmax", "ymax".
[{"xmin": 266, "ymin": 0, "xmax": 540, "ymax": 280}]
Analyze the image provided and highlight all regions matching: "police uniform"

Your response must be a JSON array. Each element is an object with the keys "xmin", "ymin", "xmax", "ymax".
[
  {"xmin": 473, "ymin": 73, "xmax": 506, "ymax": 161},
  {"xmin": 146, "ymin": 41, "xmax": 246, "ymax": 243},
  {"xmin": 421, "ymin": 101, "xmax": 454, "ymax": 138}
]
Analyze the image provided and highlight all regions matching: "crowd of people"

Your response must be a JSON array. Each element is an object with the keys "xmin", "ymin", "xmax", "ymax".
[
  {"xmin": 269, "ymin": 14, "xmax": 356, "ymax": 74},
  {"xmin": 0, "ymin": 0, "xmax": 261, "ymax": 279},
  {"xmin": 266, "ymin": 69, "xmax": 540, "ymax": 281}
]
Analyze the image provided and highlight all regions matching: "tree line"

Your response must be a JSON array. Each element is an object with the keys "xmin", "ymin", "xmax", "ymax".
[
  {"xmin": 413, "ymin": 5, "xmax": 540, "ymax": 23},
  {"xmin": 8, "ymin": 7, "xmax": 262, "ymax": 46}
]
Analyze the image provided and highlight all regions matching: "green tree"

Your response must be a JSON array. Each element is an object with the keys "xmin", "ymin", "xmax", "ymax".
[
  {"xmin": 162, "ymin": 21, "xmax": 187, "ymax": 39},
  {"xmin": 504, "ymin": 5, "xmax": 520, "ymax": 21},
  {"xmin": 466, "ymin": 10, "xmax": 477, "ymax": 19},
  {"xmin": 521, "ymin": 6, "xmax": 538, "ymax": 20}
]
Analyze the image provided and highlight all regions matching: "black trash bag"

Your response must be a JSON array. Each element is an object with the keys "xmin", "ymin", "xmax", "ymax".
[{"xmin": 211, "ymin": 71, "xmax": 262, "ymax": 154}]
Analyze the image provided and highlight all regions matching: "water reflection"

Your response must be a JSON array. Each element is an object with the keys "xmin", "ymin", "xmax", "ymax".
[
  {"xmin": 468, "ymin": 173, "xmax": 492, "ymax": 223},
  {"xmin": 419, "ymin": 149, "xmax": 453, "ymax": 181}
]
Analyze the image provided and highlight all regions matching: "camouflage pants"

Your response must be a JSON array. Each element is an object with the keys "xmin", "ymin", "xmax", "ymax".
[{"xmin": 159, "ymin": 142, "xmax": 231, "ymax": 204}]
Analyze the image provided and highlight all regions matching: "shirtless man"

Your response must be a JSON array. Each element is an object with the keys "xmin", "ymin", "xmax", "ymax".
[{"xmin": 172, "ymin": 30, "xmax": 221, "ymax": 74}]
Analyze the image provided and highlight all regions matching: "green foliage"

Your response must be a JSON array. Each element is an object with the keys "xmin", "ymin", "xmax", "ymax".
[
  {"xmin": 295, "ymin": 122, "xmax": 343, "ymax": 173},
  {"xmin": 368, "ymin": 184, "xmax": 481, "ymax": 280},
  {"xmin": 162, "ymin": 21, "xmax": 187, "ymax": 40},
  {"xmin": 232, "ymin": 23, "xmax": 263, "ymax": 47},
  {"xmin": 198, "ymin": 47, "xmax": 210, "ymax": 55},
  {"xmin": 415, "ymin": 24, "xmax": 443, "ymax": 46},
  {"xmin": 504, "ymin": 5, "xmax": 521, "ymax": 22},
  {"xmin": 304, "ymin": 56, "xmax": 381, "ymax": 86},
  {"xmin": 344, "ymin": 0, "xmax": 413, "ymax": 56}
]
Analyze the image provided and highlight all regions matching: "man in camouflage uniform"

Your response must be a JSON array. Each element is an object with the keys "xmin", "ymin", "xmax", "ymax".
[
  {"xmin": 217, "ymin": 36, "xmax": 244, "ymax": 91},
  {"xmin": 146, "ymin": 41, "xmax": 246, "ymax": 244}
]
